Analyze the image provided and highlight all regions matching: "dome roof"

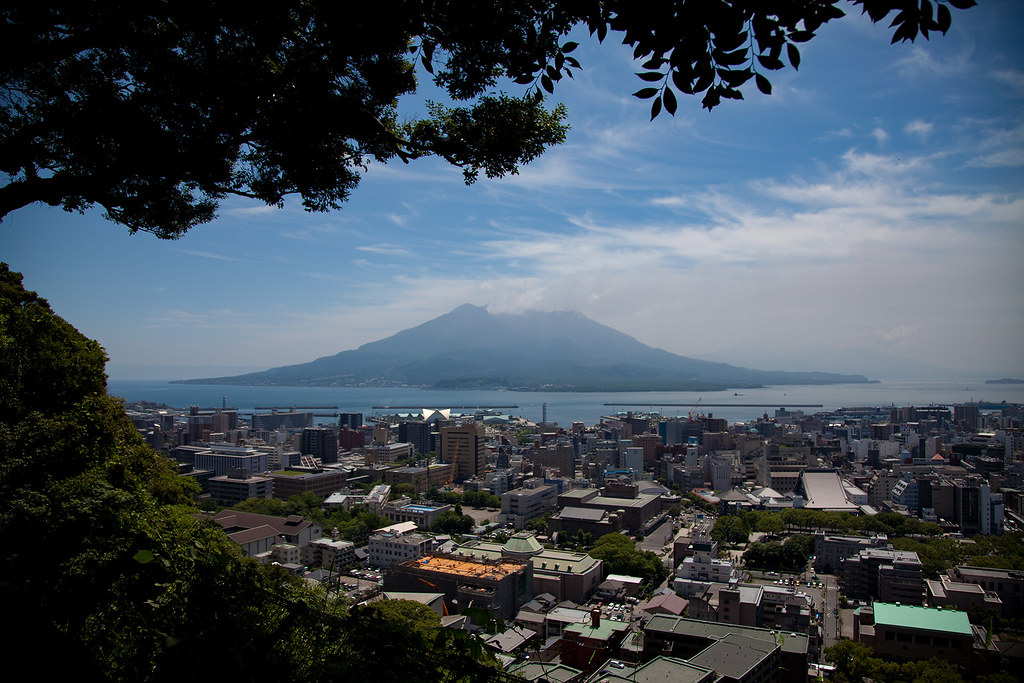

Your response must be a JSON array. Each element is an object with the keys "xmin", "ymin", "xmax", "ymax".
[{"xmin": 503, "ymin": 532, "xmax": 543, "ymax": 557}]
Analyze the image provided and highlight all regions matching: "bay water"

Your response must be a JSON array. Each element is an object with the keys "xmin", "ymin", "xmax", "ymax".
[{"xmin": 107, "ymin": 378, "xmax": 1024, "ymax": 426}]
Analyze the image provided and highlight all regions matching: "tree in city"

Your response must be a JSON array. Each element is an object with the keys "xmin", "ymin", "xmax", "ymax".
[
  {"xmin": 1, "ymin": 1, "xmax": 975, "ymax": 237},
  {"xmin": 588, "ymin": 532, "xmax": 669, "ymax": 586},
  {"xmin": 0, "ymin": 262, "xmax": 504, "ymax": 680},
  {"xmin": 711, "ymin": 514, "xmax": 750, "ymax": 544}
]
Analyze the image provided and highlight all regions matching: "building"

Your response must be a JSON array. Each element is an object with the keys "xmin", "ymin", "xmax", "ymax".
[
  {"xmin": 840, "ymin": 548, "xmax": 925, "ymax": 605},
  {"xmin": 252, "ymin": 410, "xmax": 313, "ymax": 431},
  {"xmin": 300, "ymin": 426, "xmax": 339, "ymax": 463},
  {"xmin": 368, "ymin": 525, "xmax": 437, "ymax": 568},
  {"xmin": 213, "ymin": 510, "xmax": 322, "ymax": 555},
  {"xmin": 268, "ymin": 468, "xmax": 348, "ymax": 499},
  {"xmin": 854, "ymin": 602, "xmax": 979, "ymax": 667},
  {"xmin": 559, "ymin": 609, "xmax": 631, "ymax": 672},
  {"xmin": 364, "ymin": 442, "xmax": 413, "ymax": 465},
  {"xmin": 302, "ymin": 537, "xmax": 357, "ymax": 570},
  {"xmin": 382, "ymin": 500, "xmax": 453, "ymax": 530},
  {"xmin": 556, "ymin": 485, "xmax": 661, "ymax": 533},
  {"xmin": 813, "ymin": 531, "xmax": 889, "ymax": 573},
  {"xmin": 949, "ymin": 566, "xmax": 1024, "ymax": 613},
  {"xmin": 398, "ymin": 420, "xmax": 434, "ymax": 456},
  {"xmin": 383, "ymin": 552, "xmax": 532, "ymax": 619},
  {"xmin": 642, "ymin": 615, "xmax": 809, "ymax": 681},
  {"xmin": 193, "ymin": 445, "xmax": 267, "ymax": 477},
  {"xmin": 384, "ymin": 462, "xmax": 454, "ymax": 493},
  {"xmin": 338, "ymin": 412, "xmax": 363, "ymax": 430},
  {"xmin": 207, "ymin": 471, "xmax": 273, "ymax": 505},
  {"xmin": 674, "ymin": 539, "xmax": 739, "ymax": 596},
  {"xmin": 455, "ymin": 532, "xmax": 604, "ymax": 604},
  {"xmin": 439, "ymin": 423, "xmax": 486, "ymax": 482},
  {"xmin": 500, "ymin": 484, "xmax": 559, "ymax": 528}
]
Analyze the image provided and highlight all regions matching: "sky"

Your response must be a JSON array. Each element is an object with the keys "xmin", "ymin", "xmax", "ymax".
[{"xmin": 2, "ymin": 2, "xmax": 1023, "ymax": 380}]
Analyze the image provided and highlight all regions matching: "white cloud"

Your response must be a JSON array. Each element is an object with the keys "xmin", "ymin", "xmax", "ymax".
[
  {"xmin": 870, "ymin": 127, "xmax": 890, "ymax": 145},
  {"xmin": 904, "ymin": 120, "xmax": 934, "ymax": 139}
]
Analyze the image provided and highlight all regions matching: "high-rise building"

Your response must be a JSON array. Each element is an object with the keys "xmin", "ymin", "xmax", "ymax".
[
  {"xmin": 338, "ymin": 413, "xmax": 363, "ymax": 430},
  {"xmin": 399, "ymin": 420, "xmax": 434, "ymax": 456},
  {"xmin": 439, "ymin": 422, "xmax": 486, "ymax": 481},
  {"xmin": 300, "ymin": 426, "xmax": 339, "ymax": 463}
]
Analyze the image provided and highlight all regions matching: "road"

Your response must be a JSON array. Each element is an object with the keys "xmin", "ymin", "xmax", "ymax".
[{"xmin": 823, "ymin": 576, "xmax": 839, "ymax": 651}]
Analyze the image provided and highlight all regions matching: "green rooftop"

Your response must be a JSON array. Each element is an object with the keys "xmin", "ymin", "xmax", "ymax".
[{"xmin": 872, "ymin": 603, "xmax": 972, "ymax": 637}]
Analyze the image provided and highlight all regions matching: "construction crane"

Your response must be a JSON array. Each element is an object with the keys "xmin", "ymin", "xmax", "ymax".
[{"xmin": 688, "ymin": 397, "xmax": 703, "ymax": 422}]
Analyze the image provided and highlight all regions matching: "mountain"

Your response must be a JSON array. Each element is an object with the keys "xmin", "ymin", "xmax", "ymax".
[
  {"xmin": 693, "ymin": 345, "xmax": 965, "ymax": 380},
  {"xmin": 176, "ymin": 304, "xmax": 872, "ymax": 391}
]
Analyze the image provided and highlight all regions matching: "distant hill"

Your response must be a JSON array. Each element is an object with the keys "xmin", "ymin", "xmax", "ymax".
[{"xmin": 175, "ymin": 304, "xmax": 872, "ymax": 391}]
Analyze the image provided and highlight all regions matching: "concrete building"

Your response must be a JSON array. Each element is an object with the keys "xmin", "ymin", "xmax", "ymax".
[
  {"xmin": 381, "ymin": 500, "xmax": 453, "ymax": 530},
  {"xmin": 194, "ymin": 444, "xmax": 267, "ymax": 477},
  {"xmin": 854, "ymin": 602, "xmax": 979, "ymax": 668},
  {"xmin": 440, "ymin": 423, "xmax": 486, "ymax": 482},
  {"xmin": 368, "ymin": 526, "xmax": 436, "ymax": 568},
  {"xmin": 813, "ymin": 531, "xmax": 889, "ymax": 573},
  {"xmin": 500, "ymin": 484, "xmax": 559, "ymax": 528},
  {"xmin": 300, "ymin": 426, "xmax": 339, "ymax": 463},
  {"xmin": 674, "ymin": 539, "xmax": 739, "ymax": 596},
  {"xmin": 840, "ymin": 548, "xmax": 925, "ymax": 605},
  {"xmin": 268, "ymin": 468, "xmax": 348, "ymax": 499},
  {"xmin": 383, "ymin": 552, "xmax": 532, "ymax": 619},
  {"xmin": 642, "ymin": 615, "xmax": 809, "ymax": 681},
  {"xmin": 455, "ymin": 533, "xmax": 604, "ymax": 604},
  {"xmin": 364, "ymin": 442, "xmax": 413, "ymax": 465},
  {"xmin": 555, "ymin": 484, "xmax": 661, "ymax": 533},
  {"xmin": 302, "ymin": 537, "xmax": 356, "ymax": 570},
  {"xmin": 207, "ymin": 471, "xmax": 273, "ymax": 505},
  {"xmin": 559, "ymin": 608, "xmax": 631, "ymax": 672}
]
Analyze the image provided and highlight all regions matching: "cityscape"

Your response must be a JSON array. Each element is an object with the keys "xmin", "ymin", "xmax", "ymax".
[
  {"xmin": 2, "ymin": 1, "xmax": 1022, "ymax": 682},
  {"xmin": 118, "ymin": 392, "xmax": 1023, "ymax": 680}
]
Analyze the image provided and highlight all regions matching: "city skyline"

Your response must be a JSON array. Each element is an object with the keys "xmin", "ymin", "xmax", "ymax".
[{"xmin": 2, "ymin": 2, "xmax": 1022, "ymax": 379}]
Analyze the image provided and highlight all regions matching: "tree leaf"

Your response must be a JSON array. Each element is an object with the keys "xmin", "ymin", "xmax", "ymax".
[
  {"xmin": 787, "ymin": 43, "xmax": 801, "ymax": 70},
  {"xmin": 936, "ymin": 3, "xmax": 952, "ymax": 32},
  {"xmin": 421, "ymin": 54, "xmax": 434, "ymax": 75},
  {"xmin": 541, "ymin": 74, "xmax": 553, "ymax": 93},
  {"xmin": 637, "ymin": 71, "xmax": 664, "ymax": 82},
  {"xmin": 633, "ymin": 87, "xmax": 659, "ymax": 99},
  {"xmin": 561, "ymin": 41, "xmax": 579, "ymax": 53},
  {"xmin": 755, "ymin": 73, "xmax": 772, "ymax": 95},
  {"xmin": 757, "ymin": 55, "xmax": 785, "ymax": 70},
  {"xmin": 947, "ymin": 0, "xmax": 976, "ymax": 9},
  {"xmin": 650, "ymin": 96, "xmax": 662, "ymax": 120},
  {"xmin": 134, "ymin": 549, "xmax": 155, "ymax": 564},
  {"xmin": 663, "ymin": 87, "xmax": 677, "ymax": 116}
]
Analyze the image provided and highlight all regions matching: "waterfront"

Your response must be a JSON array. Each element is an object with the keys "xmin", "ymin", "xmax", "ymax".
[{"xmin": 107, "ymin": 378, "xmax": 1024, "ymax": 426}]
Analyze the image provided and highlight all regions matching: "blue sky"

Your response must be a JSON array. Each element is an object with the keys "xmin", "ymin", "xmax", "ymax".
[{"xmin": 2, "ymin": 2, "xmax": 1022, "ymax": 379}]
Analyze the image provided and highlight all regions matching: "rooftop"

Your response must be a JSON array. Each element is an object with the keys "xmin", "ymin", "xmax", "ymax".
[
  {"xmin": 405, "ymin": 554, "xmax": 525, "ymax": 579},
  {"xmin": 871, "ymin": 603, "xmax": 972, "ymax": 637}
]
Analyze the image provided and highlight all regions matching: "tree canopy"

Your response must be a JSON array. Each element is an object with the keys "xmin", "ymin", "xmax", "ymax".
[
  {"xmin": 0, "ymin": 263, "xmax": 502, "ymax": 680},
  {"xmin": 1, "ymin": 0, "xmax": 975, "ymax": 237}
]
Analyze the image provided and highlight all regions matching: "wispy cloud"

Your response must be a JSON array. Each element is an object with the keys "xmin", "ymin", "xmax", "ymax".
[
  {"xmin": 904, "ymin": 119, "xmax": 933, "ymax": 139},
  {"xmin": 176, "ymin": 249, "xmax": 248, "ymax": 262}
]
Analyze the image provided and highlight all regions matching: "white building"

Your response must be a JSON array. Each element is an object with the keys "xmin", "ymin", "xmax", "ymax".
[{"xmin": 673, "ymin": 539, "xmax": 739, "ymax": 596}]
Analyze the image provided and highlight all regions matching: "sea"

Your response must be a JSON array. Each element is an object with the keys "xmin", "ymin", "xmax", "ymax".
[{"xmin": 107, "ymin": 378, "xmax": 1024, "ymax": 426}]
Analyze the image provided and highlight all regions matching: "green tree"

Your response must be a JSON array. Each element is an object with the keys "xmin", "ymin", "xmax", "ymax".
[
  {"xmin": 754, "ymin": 513, "xmax": 784, "ymax": 537},
  {"xmin": 588, "ymin": 532, "xmax": 669, "ymax": 586},
  {"xmin": 711, "ymin": 515, "xmax": 750, "ymax": 544},
  {"xmin": 1, "ymin": 1, "xmax": 975, "ymax": 236},
  {"xmin": 432, "ymin": 510, "xmax": 475, "ymax": 535},
  {"xmin": 0, "ymin": 264, "xmax": 503, "ymax": 680}
]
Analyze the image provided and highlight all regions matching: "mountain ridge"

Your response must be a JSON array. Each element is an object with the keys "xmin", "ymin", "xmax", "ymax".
[{"xmin": 175, "ymin": 304, "xmax": 872, "ymax": 391}]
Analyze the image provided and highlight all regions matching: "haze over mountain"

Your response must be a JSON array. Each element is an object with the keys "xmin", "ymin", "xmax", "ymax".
[{"xmin": 176, "ymin": 304, "xmax": 872, "ymax": 391}]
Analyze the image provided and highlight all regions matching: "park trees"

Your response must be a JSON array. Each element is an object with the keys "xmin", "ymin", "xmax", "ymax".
[
  {"xmin": 1, "ymin": 1, "xmax": 975, "ymax": 237},
  {"xmin": 588, "ymin": 532, "xmax": 670, "ymax": 586}
]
